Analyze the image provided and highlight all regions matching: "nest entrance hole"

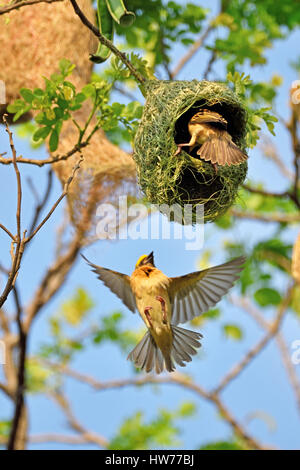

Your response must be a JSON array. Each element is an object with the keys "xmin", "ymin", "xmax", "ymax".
[{"xmin": 174, "ymin": 99, "xmax": 244, "ymax": 150}]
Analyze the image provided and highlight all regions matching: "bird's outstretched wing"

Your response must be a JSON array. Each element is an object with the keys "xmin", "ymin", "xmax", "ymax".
[
  {"xmin": 81, "ymin": 254, "xmax": 136, "ymax": 313},
  {"xmin": 168, "ymin": 256, "xmax": 246, "ymax": 325}
]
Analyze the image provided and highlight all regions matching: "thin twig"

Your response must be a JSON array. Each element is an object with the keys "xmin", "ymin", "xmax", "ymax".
[
  {"xmin": 0, "ymin": 141, "xmax": 88, "ymax": 167},
  {"xmin": 0, "ymin": 117, "xmax": 24, "ymax": 309},
  {"xmin": 231, "ymin": 295, "xmax": 300, "ymax": 415},
  {"xmin": 28, "ymin": 170, "xmax": 53, "ymax": 236},
  {"xmin": 69, "ymin": 0, "xmax": 146, "ymax": 85},
  {"xmin": 45, "ymin": 364, "xmax": 264, "ymax": 449},
  {"xmin": 29, "ymin": 433, "xmax": 97, "ymax": 445},
  {"xmin": 214, "ymin": 286, "xmax": 294, "ymax": 394},
  {"xmin": 25, "ymin": 156, "xmax": 83, "ymax": 244},
  {"xmin": 0, "ymin": 223, "xmax": 16, "ymax": 241},
  {"xmin": 203, "ymin": 49, "xmax": 217, "ymax": 80},
  {"xmin": 171, "ymin": 24, "xmax": 214, "ymax": 78},
  {"xmin": 260, "ymin": 137, "xmax": 294, "ymax": 182},
  {"xmin": 288, "ymin": 112, "xmax": 300, "ymax": 208},
  {"xmin": 49, "ymin": 391, "xmax": 108, "ymax": 448},
  {"xmin": 0, "ymin": 0, "xmax": 63, "ymax": 15},
  {"xmin": 243, "ymin": 184, "xmax": 300, "ymax": 210},
  {"xmin": 7, "ymin": 287, "xmax": 27, "ymax": 451},
  {"xmin": 243, "ymin": 185, "xmax": 290, "ymax": 199},
  {"xmin": 276, "ymin": 333, "xmax": 300, "ymax": 414},
  {"xmin": 171, "ymin": 0, "xmax": 229, "ymax": 79},
  {"xmin": 230, "ymin": 209, "xmax": 300, "ymax": 224}
]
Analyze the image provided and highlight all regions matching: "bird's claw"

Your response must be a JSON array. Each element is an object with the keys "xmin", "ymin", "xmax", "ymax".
[
  {"xmin": 144, "ymin": 306, "xmax": 153, "ymax": 329},
  {"xmin": 156, "ymin": 296, "xmax": 167, "ymax": 324},
  {"xmin": 174, "ymin": 143, "xmax": 189, "ymax": 156}
]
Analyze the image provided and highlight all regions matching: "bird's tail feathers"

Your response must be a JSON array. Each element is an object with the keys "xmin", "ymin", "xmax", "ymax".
[
  {"xmin": 127, "ymin": 326, "xmax": 202, "ymax": 374},
  {"xmin": 127, "ymin": 331, "xmax": 167, "ymax": 374},
  {"xmin": 171, "ymin": 325, "xmax": 202, "ymax": 367},
  {"xmin": 197, "ymin": 137, "xmax": 247, "ymax": 166}
]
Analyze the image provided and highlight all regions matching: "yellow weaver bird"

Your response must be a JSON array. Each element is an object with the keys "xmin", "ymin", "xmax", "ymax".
[
  {"xmin": 175, "ymin": 109, "xmax": 248, "ymax": 168},
  {"xmin": 82, "ymin": 252, "xmax": 246, "ymax": 374}
]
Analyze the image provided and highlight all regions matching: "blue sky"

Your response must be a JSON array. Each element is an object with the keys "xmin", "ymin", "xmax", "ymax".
[{"xmin": 0, "ymin": 0, "xmax": 300, "ymax": 450}]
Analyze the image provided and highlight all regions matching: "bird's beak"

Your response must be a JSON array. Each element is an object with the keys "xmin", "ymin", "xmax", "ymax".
[
  {"xmin": 136, "ymin": 251, "xmax": 155, "ymax": 268},
  {"xmin": 145, "ymin": 251, "xmax": 154, "ymax": 266}
]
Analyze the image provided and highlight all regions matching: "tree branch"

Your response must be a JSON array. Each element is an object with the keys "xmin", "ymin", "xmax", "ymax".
[
  {"xmin": 230, "ymin": 209, "xmax": 300, "ymax": 224},
  {"xmin": 7, "ymin": 287, "xmax": 27, "ymax": 450},
  {"xmin": 27, "ymin": 170, "xmax": 53, "ymax": 237},
  {"xmin": 171, "ymin": 24, "xmax": 214, "ymax": 79},
  {"xmin": 231, "ymin": 294, "xmax": 300, "ymax": 416},
  {"xmin": 0, "ymin": 141, "xmax": 88, "ymax": 167},
  {"xmin": 243, "ymin": 184, "xmax": 300, "ymax": 210},
  {"xmin": 49, "ymin": 391, "xmax": 108, "ymax": 448},
  {"xmin": 45, "ymin": 364, "xmax": 265, "ymax": 449},
  {"xmin": 214, "ymin": 286, "xmax": 294, "ymax": 394},
  {"xmin": 0, "ymin": 117, "xmax": 24, "ymax": 310},
  {"xmin": 0, "ymin": 223, "xmax": 16, "ymax": 241},
  {"xmin": 0, "ymin": 0, "xmax": 63, "ymax": 16},
  {"xmin": 24, "ymin": 156, "xmax": 83, "ymax": 244},
  {"xmin": 29, "ymin": 433, "xmax": 98, "ymax": 445},
  {"xmin": 69, "ymin": 0, "xmax": 146, "ymax": 85}
]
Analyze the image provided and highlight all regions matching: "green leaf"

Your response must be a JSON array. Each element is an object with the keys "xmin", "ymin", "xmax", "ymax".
[
  {"xmin": 223, "ymin": 324, "xmax": 243, "ymax": 341},
  {"xmin": 59, "ymin": 58, "xmax": 75, "ymax": 77},
  {"xmin": 33, "ymin": 88, "xmax": 44, "ymax": 97},
  {"xmin": 74, "ymin": 92, "xmax": 87, "ymax": 104},
  {"xmin": 20, "ymin": 88, "xmax": 35, "ymax": 103},
  {"xmin": 49, "ymin": 129, "xmax": 59, "ymax": 152},
  {"xmin": 254, "ymin": 288, "xmax": 281, "ymax": 307},
  {"xmin": 0, "ymin": 420, "xmax": 11, "ymax": 439},
  {"xmin": 26, "ymin": 358, "xmax": 52, "ymax": 393},
  {"xmin": 200, "ymin": 440, "xmax": 246, "ymax": 450},
  {"xmin": 177, "ymin": 402, "xmax": 196, "ymax": 417},
  {"xmin": 61, "ymin": 287, "xmax": 94, "ymax": 326},
  {"xmin": 7, "ymin": 99, "xmax": 25, "ymax": 113},
  {"xmin": 32, "ymin": 126, "xmax": 51, "ymax": 142},
  {"xmin": 13, "ymin": 105, "xmax": 31, "ymax": 122}
]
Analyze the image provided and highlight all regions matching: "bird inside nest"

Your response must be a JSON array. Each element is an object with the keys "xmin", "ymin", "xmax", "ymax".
[{"xmin": 175, "ymin": 109, "xmax": 248, "ymax": 172}]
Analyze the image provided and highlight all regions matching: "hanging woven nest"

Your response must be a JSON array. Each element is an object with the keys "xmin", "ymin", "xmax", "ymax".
[
  {"xmin": 134, "ymin": 80, "xmax": 248, "ymax": 224},
  {"xmin": 0, "ymin": 0, "xmax": 97, "ymax": 122},
  {"xmin": 50, "ymin": 101, "xmax": 137, "ymax": 233}
]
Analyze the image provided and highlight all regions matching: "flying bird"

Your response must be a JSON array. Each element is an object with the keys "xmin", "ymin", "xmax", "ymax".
[
  {"xmin": 82, "ymin": 252, "xmax": 245, "ymax": 374},
  {"xmin": 175, "ymin": 109, "xmax": 248, "ymax": 169}
]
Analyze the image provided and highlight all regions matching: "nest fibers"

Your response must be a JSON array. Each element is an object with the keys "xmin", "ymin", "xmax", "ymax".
[
  {"xmin": 0, "ymin": 0, "xmax": 97, "ymax": 121},
  {"xmin": 134, "ymin": 80, "xmax": 248, "ymax": 224},
  {"xmin": 51, "ymin": 101, "xmax": 137, "ymax": 235}
]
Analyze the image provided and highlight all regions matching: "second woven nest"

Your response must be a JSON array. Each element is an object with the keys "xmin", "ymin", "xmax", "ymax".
[{"xmin": 134, "ymin": 80, "xmax": 248, "ymax": 224}]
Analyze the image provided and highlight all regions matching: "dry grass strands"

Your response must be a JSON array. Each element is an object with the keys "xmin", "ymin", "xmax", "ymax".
[
  {"xmin": 0, "ymin": 0, "xmax": 97, "ymax": 121},
  {"xmin": 50, "ymin": 102, "xmax": 137, "ymax": 234},
  {"xmin": 134, "ymin": 80, "xmax": 248, "ymax": 224}
]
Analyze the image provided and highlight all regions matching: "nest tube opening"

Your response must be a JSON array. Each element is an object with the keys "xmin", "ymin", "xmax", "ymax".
[{"xmin": 134, "ymin": 80, "xmax": 248, "ymax": 224}]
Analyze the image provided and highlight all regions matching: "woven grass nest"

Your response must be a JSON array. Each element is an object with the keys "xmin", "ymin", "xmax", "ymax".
[
  {"xmin": 51, "ymin": 102, "xmax": 137, "ymax": 232},
  {"xmin": 134, "ymin": 80, "xmax": 248, "ymax": 224},
  {"xmin": 0, "ymin": 0, "xmax": 96, "ymax": 122}
]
